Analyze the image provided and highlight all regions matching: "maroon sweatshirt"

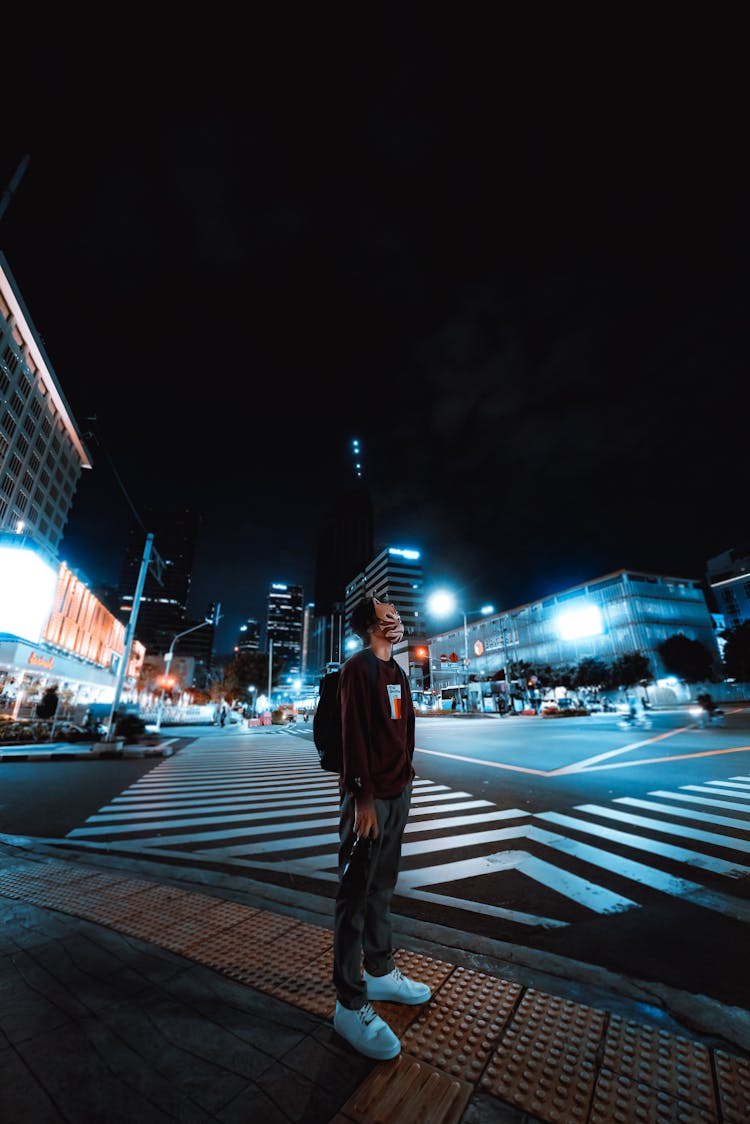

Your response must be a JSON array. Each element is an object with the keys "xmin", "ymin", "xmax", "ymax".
[{"xmin": 338, "ymin": 647, "xmax": 415, "ymax": 800}]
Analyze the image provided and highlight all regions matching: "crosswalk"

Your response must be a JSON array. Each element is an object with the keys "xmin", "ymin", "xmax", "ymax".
[{"xmin": 64, "ymin": 740, "xmax": 750, "ymax": 931}]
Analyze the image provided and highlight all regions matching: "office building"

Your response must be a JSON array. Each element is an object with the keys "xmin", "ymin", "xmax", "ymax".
[
  {"xmin": 266, "ymin": 582, "xmax": 304, "ymax": 676},
  {"xmin": 706, "ymin": 548, "xmax": 750, "ymax": 630},
  {"xmin": 235, "ymin": 616, "xmax": 261, "ymax": 653},
  {"xmin": 427, "ymin": 568, "xmax": 722, "ymax": 710},
  {"xmin": 344, "ymin": 546, "xmax": 425, "ymax": 642},
  {"xmin": 311, "ymin": 437, "xmax": 373, "ymax": 671},
  {"xmin": 0, "ymin": 252, "xmax": 91, "ymax": 561},
  {"xmin": 1, "ymin": 536, "xmax": 144, "ymax": 715}
]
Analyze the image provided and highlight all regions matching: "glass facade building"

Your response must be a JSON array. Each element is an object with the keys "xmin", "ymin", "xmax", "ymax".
[
  {"xmin": 344, "ymin": 546, "xmax": 425, "ymax": 645},
  {"xmin": 0, "ymin": 253, "xmax": 91, "ymax": 561},
  {"xmin": 428, "ymin": 569, "xmax": 721, "ymax": 708}
]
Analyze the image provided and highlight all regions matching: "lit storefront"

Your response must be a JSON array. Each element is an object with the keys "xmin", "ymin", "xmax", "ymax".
[{"xmin": 0, "ymin": 540, "xmax": 143, "ymax": 715}]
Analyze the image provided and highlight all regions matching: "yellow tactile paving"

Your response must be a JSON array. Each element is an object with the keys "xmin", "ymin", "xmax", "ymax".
[
  {"xmin": 182, "ymin": 913, "xmax": 295, "ymax": 972},
  {"xmin": 160, "ymin": 899, "xmax": 256, "ymax": 954},
  {"xmin": 590, "ymin": 1068, "xmax": 718, "ymax": 1123},
  {"xmin": 2, "ymin": 855, "xmax": 750, "ymax": 1124},
  {"xmin": 480, "ymin": 989, "xmax": 607, "ymax": 1121},
  {"xmin": 714, "ymin": 1049, "xmax": 750, "ymax": 1124},
  {"xmin": 335, "ymin": 1051, "xmax": 472, "ymax": 1124},
  {"xmin": 603, "ymin": 1014, "xmax": 717, "ymax": 1115},
  {"xmin": 367, "ymin": 949, "xmax": 456, "ymax": 1037},
  {"xmin": 402, "ymin": 968, "xmax": 523, "ymax": 1083}
]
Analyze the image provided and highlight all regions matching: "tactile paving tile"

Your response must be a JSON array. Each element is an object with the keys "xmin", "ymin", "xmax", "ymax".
[
  {"xmin": 603, "ymin": 1014, "xmax": 717, "ymax": 1115},
  {"xmin": 365, "ymin": 951, "xmax": 456, "ymax": 1037},
  {"xmin": 160, "ymin": 899, "xmax": 257, "ymax": 954},
  {"xmin": 480, "ymin": 989, "xmax": 606, "ymax": 1121},
  {"xmin": 0, "ymin": 869, "xmax": 67, "ymax": 897},
  {"xmin": 391, "ymin": 948, "xmax": 457, "ymax": 996},
  {"xmin": 185, "ymin": 912, "xmax": 304, "ymax": 972},
  {"xmin": 240, "ymin": 945, "xmax": 335, "ymax": 1016},
  {"xmin": 337, "ymin": 1051, "xmax": 472, "ymax": 1124},
  {"xmin": 223, "ymin": 921, "xmax": 333, "ymax": 988},
  {"xmin": 401, "ymin": 968, "xmax": 523, "ymax": 1082},
  {"xmin": 714, "ymin": 1049, "xmax": 750, "ymax": 1124},
  {"xmin": 590, "ymin": 1068, "xmax": 719, "ymax": 1123}
]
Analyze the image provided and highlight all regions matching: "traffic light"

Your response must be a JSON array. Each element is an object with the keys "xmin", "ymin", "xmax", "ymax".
[{"xmin": 205, "ymin": 601, "xmax": 222, "ymax": 625}]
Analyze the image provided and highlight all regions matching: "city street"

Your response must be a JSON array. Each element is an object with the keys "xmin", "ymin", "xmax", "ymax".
[{"xmin": 2, "ymin": 706, "xmax": 749, "ymax": 1017}]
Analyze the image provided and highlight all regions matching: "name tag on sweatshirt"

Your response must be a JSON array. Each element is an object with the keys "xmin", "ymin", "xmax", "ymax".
[{"xmin": 387, "ymin": 683, "xmax": 402, "ymax": 720}]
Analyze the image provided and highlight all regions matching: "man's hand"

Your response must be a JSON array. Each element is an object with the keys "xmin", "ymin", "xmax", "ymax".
[{"xmin": 354, "ymin": 799, "xmax": 378, "ymax": 839}]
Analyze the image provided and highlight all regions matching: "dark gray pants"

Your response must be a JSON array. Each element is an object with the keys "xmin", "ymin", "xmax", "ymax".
[{"xmin": 333, "ymin": 783, "xmax": 412, "ymax": 1010}]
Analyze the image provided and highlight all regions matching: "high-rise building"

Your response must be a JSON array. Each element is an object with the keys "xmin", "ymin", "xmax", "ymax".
[
  {"xmin": 266, "ymin": 582, "xmax": 304, "ymax": 676},
  {"xmin": 235, "ymin": 616, "xmax": 261, "ymax": 653},
  {"xmin": 312, "ymin": 438, "xmax": 373, "ymax": 670},
  {"xmin": 706, "ymin": 548, "xmax": 750, "ymax": 630},
  {"xmin": 344, "ymin": 546, "xmax": 425, "ymax": 642},
  {"xmin": 117, "ymin": 507, "xmax": 210, "ymax": 662},
  {"xmin": 0, "ymin": 253, "xmax": 92, "ymax": 561}
]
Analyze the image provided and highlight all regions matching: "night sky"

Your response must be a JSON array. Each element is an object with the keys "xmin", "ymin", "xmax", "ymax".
[{"xmin": 2, "ymin": 5, "xmax": 747, "ymax": 651}]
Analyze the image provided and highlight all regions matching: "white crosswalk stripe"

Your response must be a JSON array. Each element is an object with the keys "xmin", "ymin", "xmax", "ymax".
[{"xmin": 64, "ymin": 745, "xmax": 750, "ymax": 930}]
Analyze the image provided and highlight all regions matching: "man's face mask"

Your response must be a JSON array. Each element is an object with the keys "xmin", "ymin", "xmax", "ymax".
[{"xmin": 372, "ymin": 599, "xmax": 404, "ymax": 644}]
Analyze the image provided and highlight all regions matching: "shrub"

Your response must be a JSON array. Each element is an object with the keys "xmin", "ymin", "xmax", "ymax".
[
  {"xmin": 541, "ymin": 707, "xmax": 590, "ymax": 718},
  {"xmin": 114, "ymin": 713, "xmax": 147, "ymax": 743}
]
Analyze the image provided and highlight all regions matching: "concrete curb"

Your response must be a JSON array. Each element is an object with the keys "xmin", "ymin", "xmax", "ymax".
[{"xmin": 0, "ymin": 740, "xmax": 174, "ymax": 761}]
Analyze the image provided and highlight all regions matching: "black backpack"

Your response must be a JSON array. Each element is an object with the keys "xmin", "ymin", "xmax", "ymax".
[{"xmin": 313, "ymin": 651, "xmax": 379, "ymax": 773}]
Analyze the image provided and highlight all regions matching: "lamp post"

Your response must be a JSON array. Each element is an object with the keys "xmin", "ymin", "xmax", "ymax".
[
  {"xmin": 267, "ymin": 638, "xmax": 273, "ymax": 712},
  {"xmin": 155, "ymin": 612, "xmax": 217, "ymax": 732},
  {"xmin": 427, "ymin": 592, "xmax": 494, "ymax": 710}
]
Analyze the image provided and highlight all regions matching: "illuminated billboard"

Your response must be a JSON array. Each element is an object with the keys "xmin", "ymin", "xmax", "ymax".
[{"xmin": 0, "ymin": 545, "xmax": 58, "ymax": 643}]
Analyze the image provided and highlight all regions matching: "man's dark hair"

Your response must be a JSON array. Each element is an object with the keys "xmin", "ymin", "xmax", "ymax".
[{"xmin": 350, "ymin": 597, "xmax": 378, "ymax": 640}]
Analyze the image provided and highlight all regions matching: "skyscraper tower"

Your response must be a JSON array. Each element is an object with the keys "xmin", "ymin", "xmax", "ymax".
[
  {"xmin": 312, "ymin": 438, "xmax": 374, "ymax": 670},
  {"xmin": 266, "ymin": 582, "xmax": 304, "ymax": 677},
  {"xmin": 117, "ymin": 507, "xmax": 204, "ymax": 657}
]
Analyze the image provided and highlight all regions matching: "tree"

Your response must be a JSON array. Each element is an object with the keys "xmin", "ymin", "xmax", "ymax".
[
  {"xmin": 657, "ymin": 634, "xmax": 715, "ymax": 684},
  {"xmin": 611, "ymin": 652, "xmax": 652, "ymax": 690},
  {"xmin": 222, "ymin": 651, "xmax": 278, "ymax": 705},
  {"xmin": 573, "ymin": 657, "xmax": 611, "ymax": 690},
  {"xmin": 721, "ymin": 622, "xmax": 750, "ymax": 683}
]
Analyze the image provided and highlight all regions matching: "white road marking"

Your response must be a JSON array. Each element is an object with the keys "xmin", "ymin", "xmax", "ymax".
[
  {"xmin": 613, "ymin": 796, "xmax": 750, "ymax": 830},
  {"xmin": 537, "ymin": 809, "xmax": 750, "ymax": 876},
  {"xmin": 575, "ymin": 802, "xmax": 750, "ymax": 855}
]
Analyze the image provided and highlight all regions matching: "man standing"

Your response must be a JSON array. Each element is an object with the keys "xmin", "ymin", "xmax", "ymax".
[{"xmin": 332, "ymin": 596, "xmax": 431, "ymax": 1060}]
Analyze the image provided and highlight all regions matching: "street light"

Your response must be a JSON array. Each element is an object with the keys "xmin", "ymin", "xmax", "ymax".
[
  {"xmin": 427, "ymin": 591, "xmax": 494, "ymax": 665},
  {"xmin": 427, "ymin": 592, "xmax": 494, "ymax": 710},
  {"xmin": 155, "ymin": 612, "xmax": 217, "ymax": 732}
]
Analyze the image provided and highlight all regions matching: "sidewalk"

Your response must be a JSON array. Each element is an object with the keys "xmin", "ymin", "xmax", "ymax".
[{"xmin": 2, "ymin": 833, "xmax": 749, "ymax": 1123}]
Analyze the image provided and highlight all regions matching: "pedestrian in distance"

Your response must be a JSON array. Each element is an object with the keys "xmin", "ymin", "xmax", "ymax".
[
  {"xmin": 219, "ymin": 704, "xmax": 227, "ymax": 727},
  {"xmin": 332, "ymin": 595, "xmax": 431, "ymax": 1061}
]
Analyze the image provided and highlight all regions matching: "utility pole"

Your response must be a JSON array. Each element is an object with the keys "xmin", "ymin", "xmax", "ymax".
[
  {"xmin": 104, "ymin": 533, "xmax": 154, "ymax": 742},
  {"xmin": 0, "ymin": 155, "xmax": 30, "ymax": 224},
  {"xmin": 267, "ymin": 637, "xmax": 274, "ymax": 710}
]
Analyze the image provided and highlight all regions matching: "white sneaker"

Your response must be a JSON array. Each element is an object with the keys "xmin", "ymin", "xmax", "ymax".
[
  {"xmin": 364, "ymin": 966, "xmax": 432, "ymax": 1005},
  {"xmin": 334, "ymin": 1001, "xmax": 401, "ymax": 1060}
]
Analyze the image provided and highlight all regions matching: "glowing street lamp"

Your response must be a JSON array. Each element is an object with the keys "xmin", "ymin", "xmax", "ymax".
[{"xmin": 427, "ymin": 591, "xmax": 494, "ymax": 669}]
